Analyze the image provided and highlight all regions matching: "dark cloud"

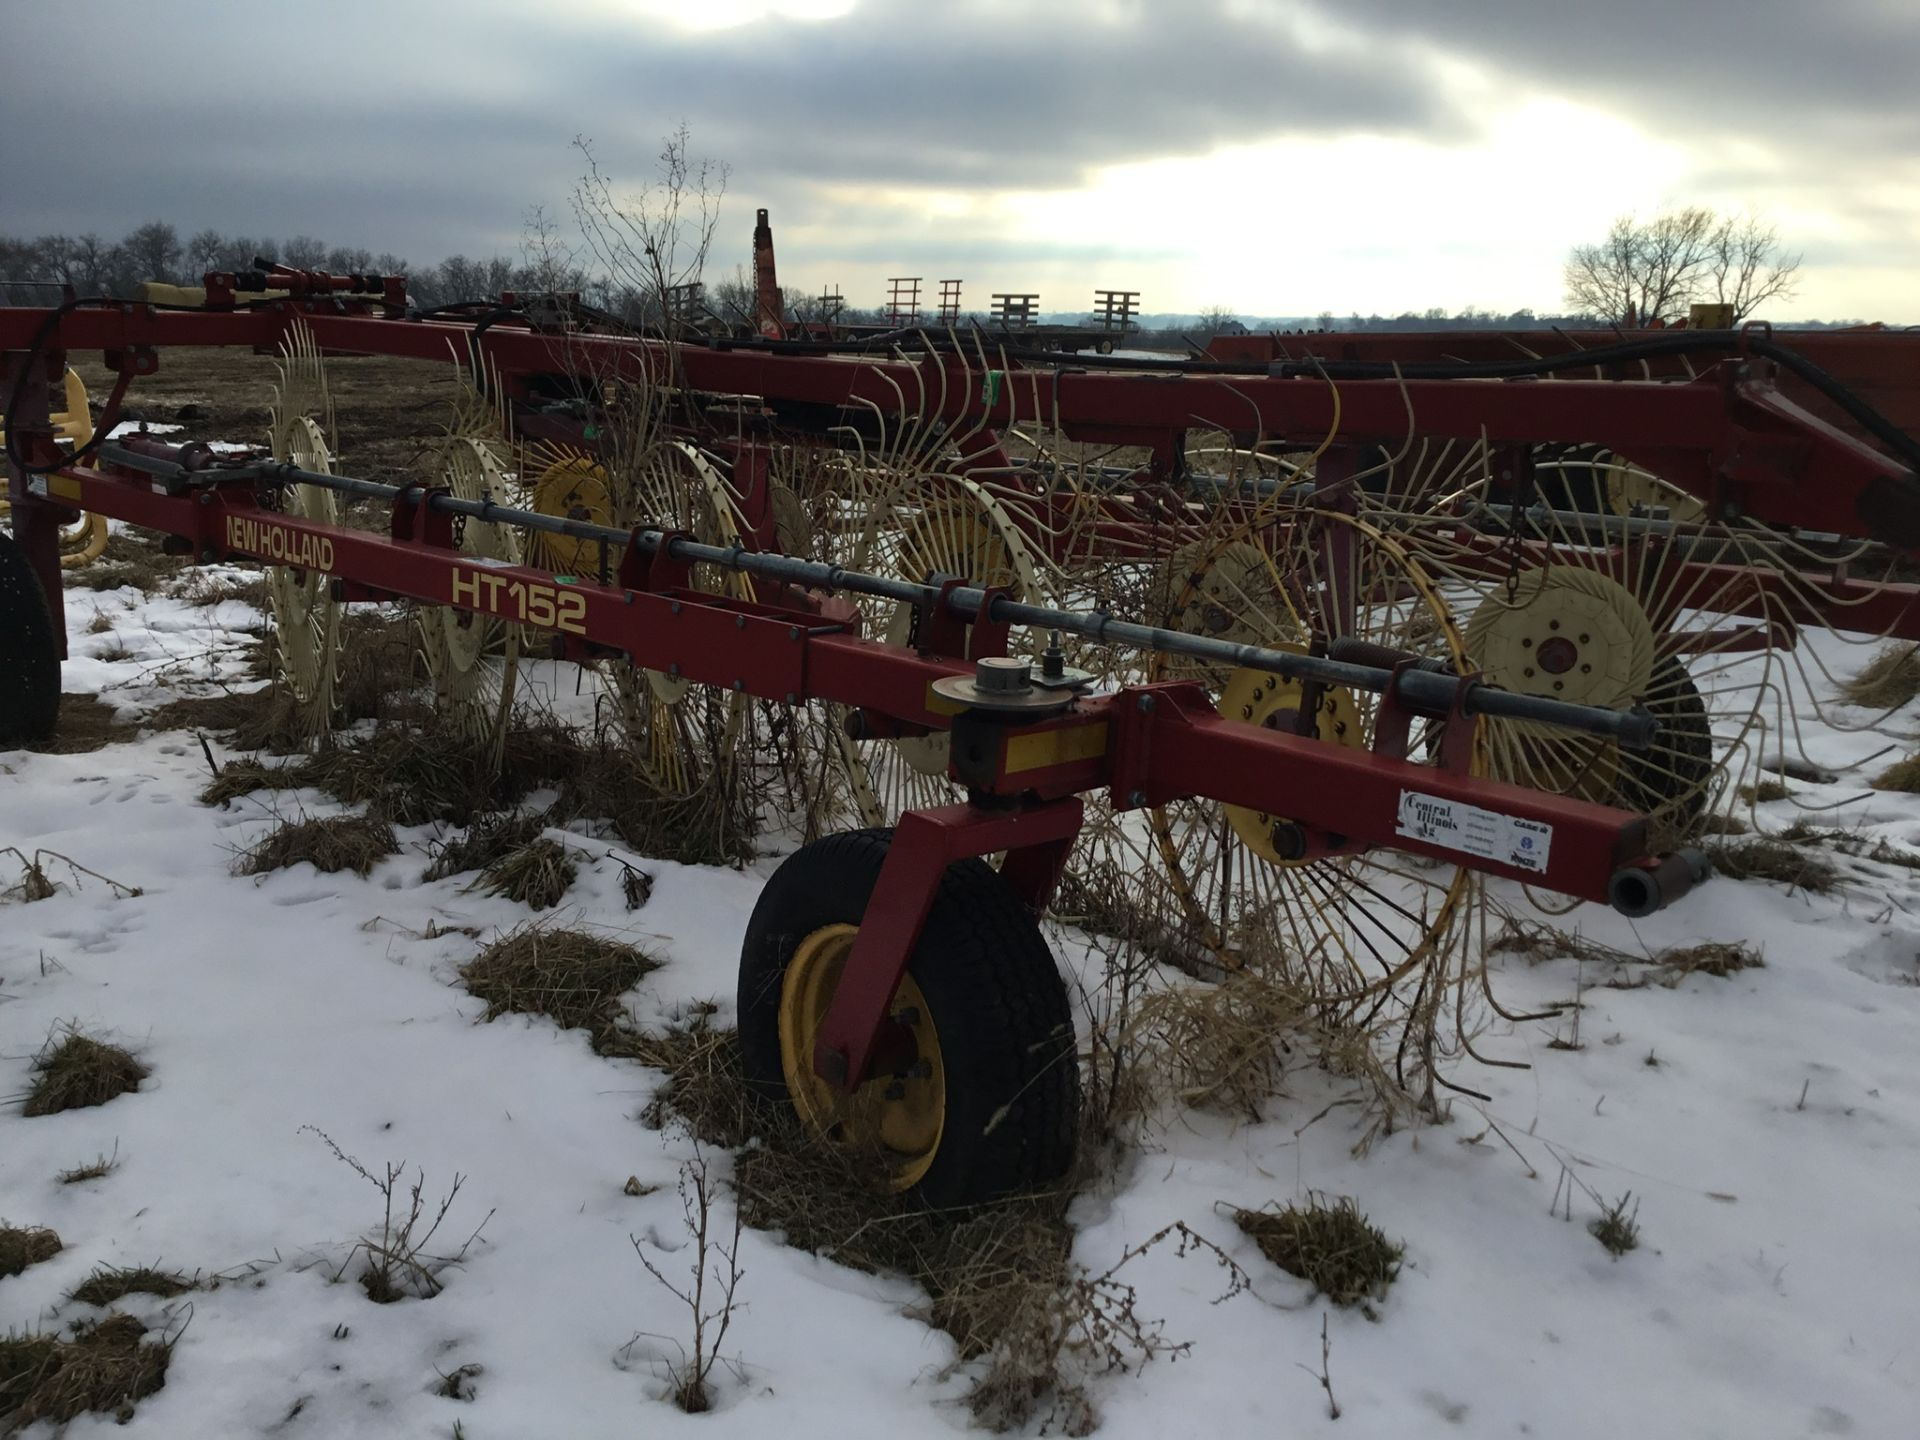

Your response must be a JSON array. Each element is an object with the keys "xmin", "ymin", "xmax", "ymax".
[
  {"xmin": 2, "ymin": 0, "xmax": 1463, "ymax": 257},
  {"xmin": 1312, "ymin": 1, "xmax": 1920, "ymax": 154}
]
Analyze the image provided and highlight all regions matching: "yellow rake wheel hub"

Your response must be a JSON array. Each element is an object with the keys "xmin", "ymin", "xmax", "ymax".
[
  {"xmin": 529, "ymin": 455, "xmax": 614, "ymax": 575},
  {"xmin": 1464, "ymin": 566, "xmax": 1655, "ymax": 725},
  {"xmin": 777, "ymin": 923, "xmax": 946, "ymax": 1192},
  {"xmin": 1605, "ymin": 455, "xmax": 1706, "ymax": 523},
  {"xmin": 1218, "ymin": 656, "xmax": 1367, "ymax": 867},
  {"xmin": 1167, "ymin": 539, "xmax": 1271, "ymax": 646}
]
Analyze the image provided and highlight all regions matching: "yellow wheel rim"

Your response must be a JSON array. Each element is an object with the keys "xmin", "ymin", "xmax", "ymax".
[
  {"xmin": 1218, "ymin": 651, "xmax": 1368, "ymax": 866},
  {"xmin": 529, "ymin": 455, "xmax": 615, "ymax": 575},
  {"xmin": 777, "ymin": 922, "xmax": 946, "ymax": 1191}
]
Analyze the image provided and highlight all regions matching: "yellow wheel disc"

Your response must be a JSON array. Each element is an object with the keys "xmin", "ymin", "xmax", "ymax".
[
  {"xmin": 529, "ymin": 455, "xmax": 615, "ymax": 575},
  {"xmin": 1217, "ymin": 653, "xmax": 1368, "ymax": 865},
  {"xmin": 1605, "ymin": 455, "xmax": 1706, "ymax": 523},
  {"xmin": 777, "ymin": 922, "xmax": 946, "ymax": 1191},
  {"xmin": 1465, "ymin": 565, "xmax": 1655, "ymax": 723}
]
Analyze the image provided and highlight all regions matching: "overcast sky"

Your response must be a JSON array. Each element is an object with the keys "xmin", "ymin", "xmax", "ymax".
[{"xmin": 6, "ymin": 0, "xmax": 1917, "ymax": 319}]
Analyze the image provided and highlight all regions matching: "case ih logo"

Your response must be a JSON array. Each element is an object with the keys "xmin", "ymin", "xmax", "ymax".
[{"xmin": 225, "ymin": 515, "xmax": 334, "ymax": 572}]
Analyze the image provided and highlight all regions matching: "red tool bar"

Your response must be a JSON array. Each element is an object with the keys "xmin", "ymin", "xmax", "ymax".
[
  {"xmin": 39, "ymin": 455, "xmax": 1660, "ymax": 910},
  {"xmin": 4, "ymin": 304, "xmax": 1911, "ymax": 546}
]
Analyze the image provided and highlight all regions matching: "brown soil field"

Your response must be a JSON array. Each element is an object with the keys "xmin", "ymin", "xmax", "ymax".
[{"xmin": 72, "ymin": 351, "xmax": 459, "ymax": 487}]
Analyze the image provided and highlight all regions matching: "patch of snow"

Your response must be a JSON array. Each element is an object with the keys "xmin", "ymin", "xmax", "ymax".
[{"xmin": 2, "ymin": 590, "xmax": 1917, "ymax": 1438}]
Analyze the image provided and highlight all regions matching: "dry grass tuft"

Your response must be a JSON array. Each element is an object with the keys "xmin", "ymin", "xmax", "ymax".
[
  {"xmin": 1872, "ymin": 754, "xmax": 1920, "ymax": 793},
  {"xmin": 620, "ymin": 1013, "xmax": 757, "ymax": 1150},
  {"xmin": 1131, "ymin": 971, "xmax": 1309, "ymax": 1120},
  {"xmin": 1232, "ymin": 1194, "xmax": 1402, "ymax": 1309},
  {"xmin": 67, "ymin": 531, "xmax": 185, "ymax": 594},
  {"xmin": 195, "ymin": 711, "xmax": 759, "ymax": 867},
  {"xmin": 0, "ymin": 1225, "xmax": 62, "ymax": 1280},
  {"xmin": 1738, "ymin": 779, "xmax": 1792, "ymax": 804},
  {"xmin": 558, "ymin": 746, "xmax": 756, "ymax": 869},
  {"xmin": 1712, "ymin": 829, "xmax": 1843, "ymax": 898},
  {"xmin": 1589, "ymin": 1192, "xmax": 1641, "ymax": 1258},
  {"xmin": 239, "ymin": 814, "xmax": 398, "ymax": 878},
  {"xmin": 26, "ymin": 694, "xmax": 138, "ymax": 755},
  {"xmin": 1840, "ymin": 644, "xmax": 1920, "ymax": 710},
  {"xmin": 630, "ymin": 1017, "xmax": 1237, "ymax": 1432},
  {"xmin": 460, "ymin": 923, "xmax": 661, "ymax": 1049},
  {"xmin": 1659, "ymin": 941, "xmax": 1763, "ymax": 979},
  {"xmin": 57, "ymin": 1148, "xmax": 119, "ymax": 1185},
  {"xmin": 424, "ymin": 811, "xmax": 550, "ymax": 882},
  {"xmin": 0, "ymin": 1313, "xmax": 173, "ymax": 1427},
  {"xmin": 468, "ymin": 837, "xmax": 576, "ymax": 910},
  {"xmin": 152, "ymin": 688, "xmax": 305, "ymax": 756},
  {"xmin": 21, "ymin": 1030, "xmax": 147, "ymax": 1117},
  {"xmin": 1704, "ymin": 835, "xmax": 1842, "ymax": 894},
  {"xmin": 68, "ymin": 1266, "xmax": 195, "ymax": 1308}
]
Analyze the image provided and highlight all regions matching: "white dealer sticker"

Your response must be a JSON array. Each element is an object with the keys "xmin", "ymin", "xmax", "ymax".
[{"xmin": 1396, "ymin": 791, "xmax": 1553, "ymax": 874}]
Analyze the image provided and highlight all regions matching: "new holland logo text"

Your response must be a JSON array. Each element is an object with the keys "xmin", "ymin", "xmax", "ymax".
[{"xmin": 225, "ymin": 515, "xmax": 335, "ymax": 572}]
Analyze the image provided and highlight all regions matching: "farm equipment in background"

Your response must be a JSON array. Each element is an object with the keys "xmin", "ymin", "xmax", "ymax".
[{"xmin": 6, "ymin": 226, "xmax": 1918, "ymax": 1204}]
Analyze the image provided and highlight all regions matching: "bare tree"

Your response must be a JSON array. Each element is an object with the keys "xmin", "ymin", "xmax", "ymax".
[
  {"xmin": 1564, "ymin": 207, "xmax": 1715, "ymax": 324},
  {"xmin": 570, "ymin": 123, "xmax": 729, "ymax": 334},
  {"xmin": 1194, "ymin": 304, "xmax": 1238, "ymax": 334},
  {"xmin": 1704, "ymin": 212, "xmax": 1802, "ymax": 320},
  {"xmin": 519, "ymin": 205, "xmax": 586, "ymax": 296},
  {"xmin": 185, "ymin": 228, "xmax": 224, "ymax": 279},
  {"xmin": 1566, "ymin": 207, "xmax": 1800, "ymax": 324},
  {"xmin": 121, "ymin": 221, "xmax": 183, "ymax": 285},
  {"xmin": 282, "ymin": 234, "xmax": 328, "ymax": 269}
]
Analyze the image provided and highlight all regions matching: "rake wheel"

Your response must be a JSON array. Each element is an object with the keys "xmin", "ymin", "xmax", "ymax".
[
  {"xmin": 602, "ymin": 441, "xmax": 752, "ymax": 796},
  {"xmin": 1142, "ymin": 511, "xmax": 1477, "ymax": 1013},
  {"xmin": 417, "ymin": 432, "xmax": 522, "ymax": 758},
  {"xmin": 264, "ymin": 325, "xmax": 345, "ymax": 744},
  {"xmin": 833, "ymin": 473, "xmax": 1045, "ymax": 828}
]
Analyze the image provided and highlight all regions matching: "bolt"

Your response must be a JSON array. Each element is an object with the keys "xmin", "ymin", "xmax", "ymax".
[
  {"xmin": 735, "ymin": 613, "xmax": 746, "ymax": 629},
  {"xmin": 1579, "ymin": 633, "xmax": 1591, "ymax": 644},
  {"xmin": 670, "ymin": 600, "xmax": 681, "ymax": 615},
  {"xmin": 669, "ymin": 663, "xmax": 681, "ymax": 677},
  {"xmin": 1241, "ymin": 705, "xmax": 1253, "ymax": 719},
  {"xmin": 892, "ymin": 1006, "xmax": 921, "ymax": 1027},
  {"xmin": 785, "ymin": 691, "xmax": 798, "ymax": 704},
  {"xmin": 1136, "ymin": 694, "xmax": 1156, "ymax": 713},
  {"xmin": 1549, "ymin": 619, "xmax": 1561, "ymax": 631},
  {"xmin": 1127, "ymin": 788, "xmax": 1148, "ymax": 806},
  {"xmin": 1580, "ymin": 663, "xmax": 1592, "ymax": 674},
  {"xmin": 1553, "ymin": 680, "xmax": 1564, "ymax": 691},
  {"xmin": 733, "ymin": 679, "xmax": 745, "ymax": 691},
  {"xmin": 1522, "ymin": 637, "xmax": 1534, "ymax": 648},
  {"xmin": 1523, "ymin": 667, "xmax": 1536, "ymax": 677}
]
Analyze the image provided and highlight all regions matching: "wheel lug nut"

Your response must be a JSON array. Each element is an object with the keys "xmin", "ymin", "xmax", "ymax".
[{"xmin": 892, "ymin": 1006, "xmax": 920, "ymax": 1027}]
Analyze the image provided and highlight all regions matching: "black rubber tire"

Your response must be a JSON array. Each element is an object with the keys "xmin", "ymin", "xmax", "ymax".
[
  {"xmin": 738, "ymin": 827, "xmax": 1080, "ymax": 1209},
  {"xmin": 1613, "ymin": 657, "xmax": 1715, "ymax": 837},
  {"xmin": 0, "ymin": 528, "xmax": 60, "ymax": 746}
]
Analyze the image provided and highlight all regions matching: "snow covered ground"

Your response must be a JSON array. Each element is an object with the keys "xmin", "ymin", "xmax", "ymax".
[{"xmin": 4, "ymin": 564, "xmax": 1920, "ymax": 1439}]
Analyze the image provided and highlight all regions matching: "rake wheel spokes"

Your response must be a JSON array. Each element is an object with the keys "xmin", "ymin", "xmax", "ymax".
[
  {"xmin": 264, "ymin": 322, "xmax": 345, "ymax": 745},
  {"xmin": 1138, "ymin": 510, "xmax": 1480, "ymax": 1100}
]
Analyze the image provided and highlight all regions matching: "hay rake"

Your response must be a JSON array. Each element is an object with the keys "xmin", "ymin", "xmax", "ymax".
[{"xmin": 6, "ymin": 250, "xmax": 1918, "ymax": 1204}]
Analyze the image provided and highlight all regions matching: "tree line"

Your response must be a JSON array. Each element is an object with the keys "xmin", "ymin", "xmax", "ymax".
[{"xmin": 0, "ymin": 220, "xmax": 590, "ymax": 313}]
